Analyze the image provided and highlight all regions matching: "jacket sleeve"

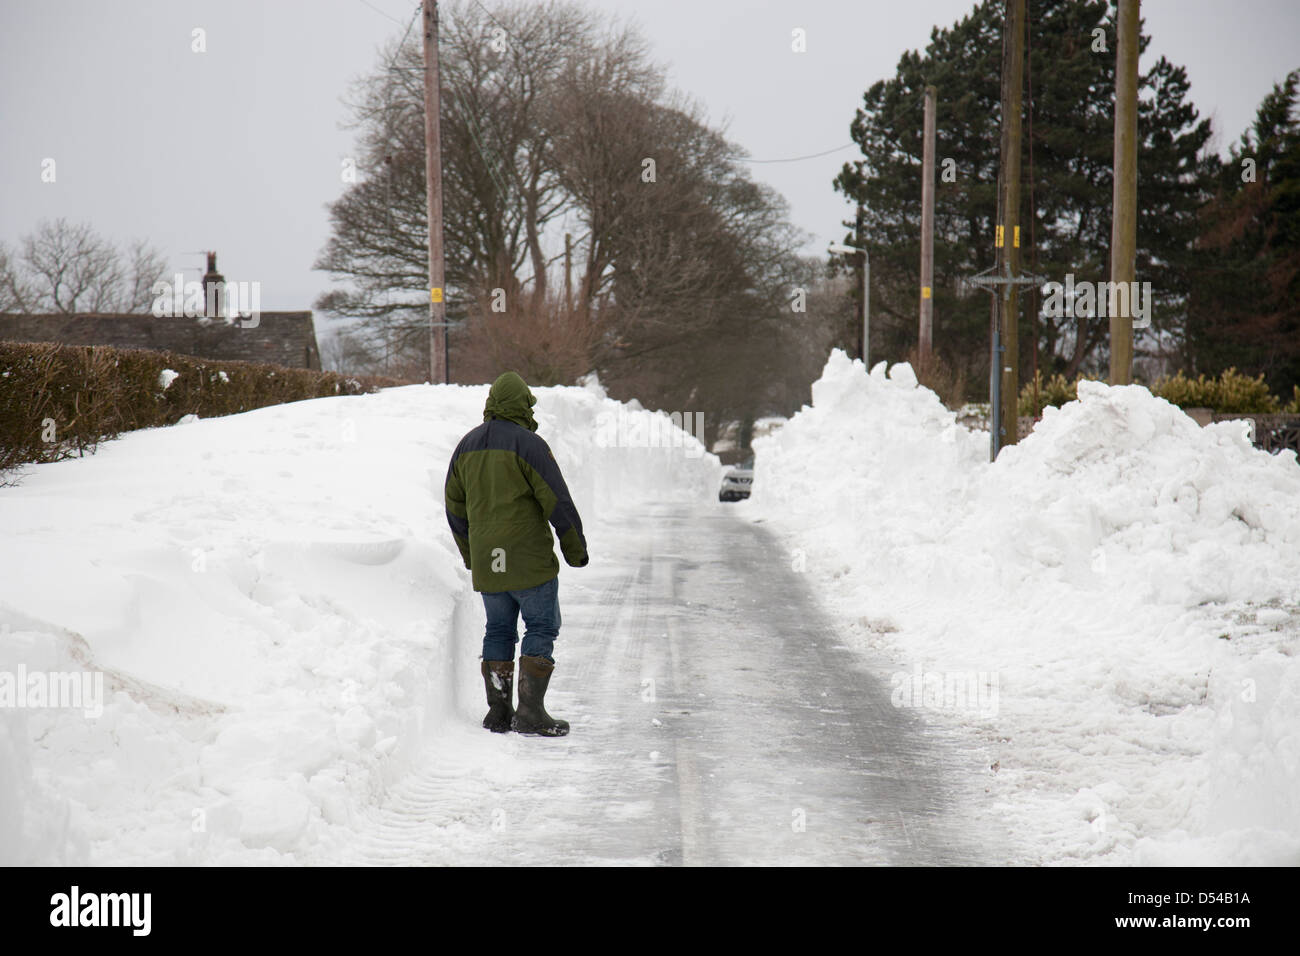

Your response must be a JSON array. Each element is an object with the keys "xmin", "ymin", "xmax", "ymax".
[
  {"xmin": 519, "ymin": 438, "xmax": 589, "ymax": 568},
  {"xmin": 444, "ymin": 451, "xmax": 472, "ymax": 569}
]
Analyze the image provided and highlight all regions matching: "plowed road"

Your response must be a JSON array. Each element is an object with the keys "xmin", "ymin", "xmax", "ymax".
[{"xmin": 313, "ymin": 505, "xmax": 995, "ymax": 866}]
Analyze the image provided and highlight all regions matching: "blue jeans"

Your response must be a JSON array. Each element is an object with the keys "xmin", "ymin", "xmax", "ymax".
[{"xmin": 481, "ymin": 576, "xmax": 561, "ymax": 663}]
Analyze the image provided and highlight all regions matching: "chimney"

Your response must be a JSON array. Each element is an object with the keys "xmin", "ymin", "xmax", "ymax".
[{"xmin": 201, "ymin": 251, "xmax": 225, "ymax": 318}]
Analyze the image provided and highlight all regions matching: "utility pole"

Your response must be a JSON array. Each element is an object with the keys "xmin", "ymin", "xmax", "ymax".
[
  {"xmin": 863, "ymin": 247, "xmax": 870, "ymax": 368},
  {"xmin": 995, "ymin": 0, "xmax": 1026, "ymax": 447},
  {"xmin": 1109, "ymin": 0, "xmax": 1139, "ymax": 385},
  {"xmin": 962, "ymin": 0, "xmax": 1042, "ymax": 461},
  {"xmin": 829, "ymin": 242, "xmax": 869, "ymax": 368},
  {"xmin": 422, "ymin": 0, "xmax": 447, "ymax": 383},
  {"xmin": 855, "ymin": 203, "xmax": 867, "ymax": 362},
  {"xmin": 919, "ymin": 85, "xmax": 937, "ymax": 365}
]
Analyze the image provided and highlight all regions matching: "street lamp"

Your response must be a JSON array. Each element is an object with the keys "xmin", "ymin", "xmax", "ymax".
[{"xmin": 828, "ymin": 243, "xmax": 869, "ymax": 367}]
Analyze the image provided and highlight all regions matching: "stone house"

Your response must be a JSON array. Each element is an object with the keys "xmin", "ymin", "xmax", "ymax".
[{"xmin": 0, "ymin": 254, "xmax": 321, "ymax": 370}]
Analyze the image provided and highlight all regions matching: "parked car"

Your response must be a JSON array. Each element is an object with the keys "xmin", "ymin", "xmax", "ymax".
[{"xmin": 719, "ymin": 457, "xmax": 754, "ymax": 501}]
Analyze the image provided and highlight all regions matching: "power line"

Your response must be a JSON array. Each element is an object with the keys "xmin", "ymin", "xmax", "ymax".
[
  {"xmin": 468, "ymin": 0, "xmax": 510, "ymax": 39},
  {"xmin": 355, "ymin": 0, "xmax": 420, "ymax": 72},
  {"xmin": 382, "ymin": 2, "xmax": 421, "ymax": 72},
  {"xmin": 358, "ymin": 0, "xmax": 408, "ymax": 27},
  {"xmin": 371, "ymin": 3, "xmax": 858, "ymax": 175},
  {"xmin": 357, "ymin": 0, "xmax": 512, "ymax": 212},
  {"xmin": 741, "ymin": 143, "xmax": 856, "ymax": 164},
  {"xmin": 396, "ymin": 2, "xmax": 420, "ymax": 50}
]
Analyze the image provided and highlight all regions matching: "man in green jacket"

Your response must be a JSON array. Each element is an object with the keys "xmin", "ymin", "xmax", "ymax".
[{"xmin": 444, "ymin": 371, "xmax": 589, "ymax": 737}]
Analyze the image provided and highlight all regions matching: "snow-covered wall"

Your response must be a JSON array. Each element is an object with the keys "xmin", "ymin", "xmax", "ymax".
[
  {"xmin": 747, "ymin": 349, "xmax": 1300, "ymax": 864},
  {"xmin": 0, "ymin": 380, "xmax": 719, "ymax": 864}
]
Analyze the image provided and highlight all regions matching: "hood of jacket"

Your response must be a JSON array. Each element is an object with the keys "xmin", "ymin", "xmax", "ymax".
[{"xmin": 483, "ymin": 371, "xmax": 538, "ymax": 431}]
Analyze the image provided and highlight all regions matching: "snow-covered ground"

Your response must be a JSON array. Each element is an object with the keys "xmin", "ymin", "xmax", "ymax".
[
  {"xmin": 743, "ymin": 350, "xmax": 1300, "ymax": 865},
  {"xmin": 5, "ymin": 349, "xmax": 1297, "ymax": 866},
  {"xmin": 0, "ymin": 378, "xmax": 718, "ymax": 864}
]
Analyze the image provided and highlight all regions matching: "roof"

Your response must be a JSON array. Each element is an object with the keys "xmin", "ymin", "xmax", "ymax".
[{"xmin": 0, "ymin": 312, "xmax": 321, "ymax": 370}]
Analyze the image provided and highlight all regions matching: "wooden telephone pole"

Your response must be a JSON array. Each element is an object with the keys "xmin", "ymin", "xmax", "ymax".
[
  {"xmin": 919, "ymin": 85, "xmax": 936, "ymax": 364},
  {"xmin": 422, "ymin": 0, "xmax": 448, "ymax": 383},
  {"xmin": 1109, "ymin": 0, "xmax": 1139, "ymax": 385},
  {"xmin": 995, "ymin": 0, "xmax": 1026, "ymax": 447},
  {"xmin": 964, "ymin": 0, "xmax": 1042, "ymax": 460}
]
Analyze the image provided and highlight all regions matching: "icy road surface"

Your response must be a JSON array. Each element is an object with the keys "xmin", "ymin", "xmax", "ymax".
[{"xmin": 312, "ymin": 505, "xmax": 996, "ymax": 866}]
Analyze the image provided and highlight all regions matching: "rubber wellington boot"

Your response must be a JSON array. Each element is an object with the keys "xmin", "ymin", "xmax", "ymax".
[
  {"xmin": 481, "ymin": 659, "xmax": 515, "ymax": 733},
  {"xmin": 511, "ymin": 655, "xmax": 569, "ymax": 737}
]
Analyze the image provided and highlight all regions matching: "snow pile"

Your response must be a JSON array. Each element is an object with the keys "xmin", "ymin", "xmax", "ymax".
[
  {"xmin": 0, "ymin": 380, "xmax": 718, "ymax": 864},
  {"xmin": 747, "ymin": 349, "xmax": 1300, "ymax": 865},
  {"xmin": 978, "ymin": 380, "xmax": 1300, "ymax": 606},
  {"xmin": 535, "ymin": 373, "xmax": 719, "ymax": 511}
]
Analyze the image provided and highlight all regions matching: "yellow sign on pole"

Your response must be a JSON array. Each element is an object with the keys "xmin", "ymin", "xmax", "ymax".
[
  {"xmin": 921, "ymin": 286, "xmax": 932, "ymax": 299},
  {"xmin": 430, "ymin": 288, "xmax": 444, "ymax": 303},
  {"xmin": 995, "ymin": 225, "xmax": 1005, "ymax": 248}
]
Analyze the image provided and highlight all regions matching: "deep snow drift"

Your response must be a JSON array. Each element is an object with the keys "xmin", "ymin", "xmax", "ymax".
[
  {"xmin": 0, "ymin": 378, "xmax": 718, "ymax": 864},
  {"xmin": 745, "ymin": 350, "xmax": 1300, "ymax": 865},
  {"xmin": 6, "ymin": 349, "xmax": 1297, "ymax": 866}
]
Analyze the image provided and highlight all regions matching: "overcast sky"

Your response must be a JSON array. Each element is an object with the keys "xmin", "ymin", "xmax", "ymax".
[{"xmin": 2, "ymin": 0, "xmax": 1296, "ymax": 323}]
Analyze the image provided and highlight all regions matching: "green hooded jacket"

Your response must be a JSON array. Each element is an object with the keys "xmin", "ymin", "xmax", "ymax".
[{"xmin": 444, "ymin": 372, "xmax": 589, "ymax": 592}]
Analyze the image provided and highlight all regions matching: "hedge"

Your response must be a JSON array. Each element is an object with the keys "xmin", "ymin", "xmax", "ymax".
[
  {"xmin": 0, "ymin": 342, "xmax": 411, "ymax": 475},
  {"xmin": 1018, "ymin": 368, "xmax": 1300, "ymax": 417}
]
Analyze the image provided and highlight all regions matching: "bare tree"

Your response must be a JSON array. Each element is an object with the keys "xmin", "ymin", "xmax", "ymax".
[
  {"xmin": 551, "ymin": 86, "xmax": 811, "ymax": 411},
  {"xmin": 0, "ymin": 243, "xmax": 36, "ymax": 312},
  {"xmin": 122, "ymin": 238, "xmax": 170, "ymax": 314},
  {"xmin": 320, "ymin": 324, "xmax": 427, "ymax": 381},
  {"xmin": 314, "ymin": 1, "xmax": 631, "ymax": 357},
  {"xmin": 454, "ymin": 288, "xmax": 603, "ymax": 386},
  {"xmin": 315, "ymin": 0, "xmax": 811, "ymax": 428},
  {"xmin": 320, "ymin": 327, "xmax": 375, "ymax": 375},
  {"xmin": 3, "ymin": 219, "xmax": 167, "ymax": 314}
]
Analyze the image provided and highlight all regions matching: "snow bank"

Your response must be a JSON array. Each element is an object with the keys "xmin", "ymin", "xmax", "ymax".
[
  {"xmin": 747, "ymin": 349, "xmax": 1300, "ymax": 865},
  {"xmin": 0, "ymin": 380, "xmax": 718, "ymax": 864}
]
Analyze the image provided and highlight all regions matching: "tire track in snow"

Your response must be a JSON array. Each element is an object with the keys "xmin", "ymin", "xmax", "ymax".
[
  {"xmin": 316, "ymin": 525, "xmax": 677, "ymax": 866},
  {"xmin": 314, "ymin": 506, "xmax": 991, "ymax": 865}
]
